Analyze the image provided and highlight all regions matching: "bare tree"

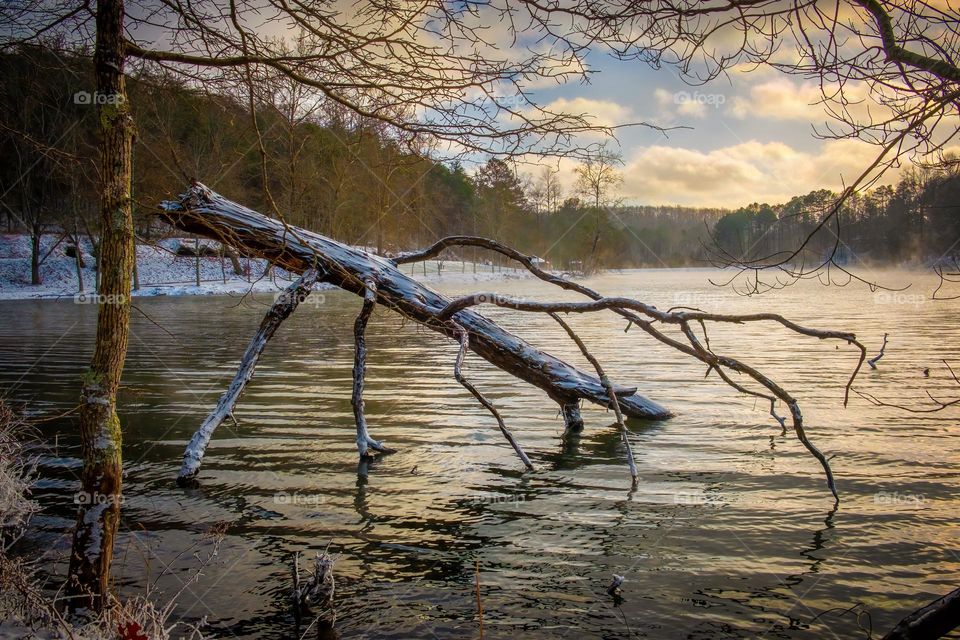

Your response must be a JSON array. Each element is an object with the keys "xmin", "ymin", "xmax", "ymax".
[
  {"xmin": 162, "ymin": 183, "xmax": 870, "ymax": 507},
  {"xmin": 540, "ymin": 165, "xmax": 563, "ymax": 216},
  {"xmin": 0, "ymin": 0, "xmax": 639, "ymax": 610},
  {"xmin": 575, "ymin": 143, "xmax": 623, "ymax": 272},
  {"xmin": 509, "ymin": 0, "xmax": 960, "ymax": 289}
]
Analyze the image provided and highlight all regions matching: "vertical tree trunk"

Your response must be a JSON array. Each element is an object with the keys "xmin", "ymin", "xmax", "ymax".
[
  {"xmin": 73, "ymin": 218, "xmax": 85, "ymax": 293},
  {"xmin": 66, "ymin": 0, "xmax": 133, "ymax": 612},
  {"xmin": 30, "ymin": 224, "xmax": 41, "ymax": 285},
  {"xmin": 226, "ymin": 246, "xmax": 243, "ymax": 275},
  {"xmin": 132, "ymin": 243, "xmax": 139, "ymax": 291}
]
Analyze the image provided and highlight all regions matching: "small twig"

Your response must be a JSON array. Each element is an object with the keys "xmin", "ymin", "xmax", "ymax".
[{"xmin": 868, "ymin": 333, "xmax": 888, "ymax": 369}]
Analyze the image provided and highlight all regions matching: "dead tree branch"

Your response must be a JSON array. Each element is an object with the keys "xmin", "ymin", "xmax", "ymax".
[
  {"xmin": 868, "ymin": 333, "xmax": 889, "ymax": 369},
  {"xmin": 882, "ymin": 586, "xmax": 960, "ymax": 640},
  {"xmin": 856, "ymin": 360, "xmax": 960, "ymax": 413},
  {"xmin": 158, "ymin": 186, "xmax": 670, "ymax": 446},
  {"xmin": 177, "ymin": 267, "xmax": 320, "ymax": 484},
  {"xmin": 439, "ymin": 291, "xmax": 852, "ymax": 500},
  {"xmin": 451, "ymin": 319, "xmax": 533, "ymax": 470},
  {"xmin": 550, "ymin": 312, "xmax": 637, "ymax": 485},
  {"xmin": 160, "ymin": 189, "xmax": 873, "ymax": 500},
  {"xmin": 352, "ymin": 279, "xmax": 392, "ymax": 459}
]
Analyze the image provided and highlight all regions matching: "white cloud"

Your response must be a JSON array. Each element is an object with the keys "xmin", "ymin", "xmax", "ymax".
[
  {"xmin": 539, "ymin": 96, "xmax": 636, "ymax": 128},
  {"xmin": 727, "ymin": 78, "xmax": 823, "ymax": 121},
  {"xmin": 654, "ymin": 88, "xmax": 710, "ymax": 119},
  {"xmin": 620, "ymin": 138, "xmax": 900, "ymax": 208}
]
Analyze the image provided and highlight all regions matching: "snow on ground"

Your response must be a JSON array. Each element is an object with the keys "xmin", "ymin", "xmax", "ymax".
[{"xmin": 0, "ymin": 234, "xmax": 532, "ymax": 300}]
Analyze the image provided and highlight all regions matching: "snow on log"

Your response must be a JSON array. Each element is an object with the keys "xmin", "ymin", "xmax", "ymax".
[{"xmin": 159, "ymin": 183, "xmax": 671, "ymax": 422}]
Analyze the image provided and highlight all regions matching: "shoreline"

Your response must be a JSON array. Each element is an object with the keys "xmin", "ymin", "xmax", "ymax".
[{"xmin": 0, "ymin": 233, "xmax": 534, "ymax": 301}]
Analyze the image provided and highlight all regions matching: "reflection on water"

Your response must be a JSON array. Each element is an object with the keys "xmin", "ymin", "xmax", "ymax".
[{"xmin": 1, "ymin": 268, "xmax": 958, "ymax": 639}]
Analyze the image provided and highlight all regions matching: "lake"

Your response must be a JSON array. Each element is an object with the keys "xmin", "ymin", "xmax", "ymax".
[{"xmin": 1, "ymin": 268, "xmax": 958, "ymax": 639}]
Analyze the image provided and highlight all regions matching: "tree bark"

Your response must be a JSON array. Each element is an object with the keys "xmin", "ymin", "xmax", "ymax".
[
  {"xmin": 351, "ymin": 280, "xmax": 392, "ymax": 459},
  {"xmin": 72, "ymin": 218, "xmax": 85, "ymax": 293},
  {"xmin": 226, "ymin": 245, "xmax": 243, "ymax": 275},
  {"xmin": 158, "ymin": 183, "xmax": 671, "ymax": 422},
  {"xmin": 30, "ymin": 224, "xmax": 41, "ymax": 285},
  {"xmin": 66, "ymin": 0, "xmax": 133, "ymax": 612}
]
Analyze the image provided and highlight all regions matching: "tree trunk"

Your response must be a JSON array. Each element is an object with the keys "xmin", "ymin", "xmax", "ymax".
[
  {"xmin": 73, "ymin": 219, "xmax": 85, "ymax": 293},
  {"xmin": 30, "ymin": 224, "xmax": 41, "ymax": 285},
  {"xmin": 226, "ymin": 246, "xmax": 243, "ymax": 275},
  {"xmin": 159, "ymin": 184, "xmax": 671, "ymax": 420},
  {"xmin": 132, "ymin": 242, "xmax": 139, "ymax": 291},
  {"xmin": 66, "ymin": 0, "xmax": 133, "ymax": 612}
]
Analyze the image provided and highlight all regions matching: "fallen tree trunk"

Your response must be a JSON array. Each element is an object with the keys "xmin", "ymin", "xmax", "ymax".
[{"xmin": 158, "ymin": 183, "xmax": 671, "ymax": 422}]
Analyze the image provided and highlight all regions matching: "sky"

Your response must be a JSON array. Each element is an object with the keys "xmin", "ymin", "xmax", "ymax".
[
  {"xmin": 115, "ymin": 0, "xmax": 956, "ymax": 212},
  {"xmin": 520, "ymin": 51, "xmax": 911, "ymax": 210}
]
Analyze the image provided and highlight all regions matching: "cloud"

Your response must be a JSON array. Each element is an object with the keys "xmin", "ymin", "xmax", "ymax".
[
  {"xmin": 539, "ymin": 96, "xmax": 636, "ymax": 128},
  {"xmin": 619, "ymin": 138, "xmax": 899, "ymax": 207},
  {"xmin": 727, "ymin": 78, "xmax": 823, "ymax": 121},
  {"xmin": 654, "ymin": 88, "xmax": 710, "ymax": 118}
]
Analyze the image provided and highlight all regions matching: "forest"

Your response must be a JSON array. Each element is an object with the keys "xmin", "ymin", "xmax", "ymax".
[{"xmin": 4, "ymin": 45, "xmax": 957, "ymax": 282}]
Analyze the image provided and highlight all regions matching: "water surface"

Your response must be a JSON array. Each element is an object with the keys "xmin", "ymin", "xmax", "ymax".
[{"xmin": 1, "ymin": 269, "xmax": 958, "ymax": 639}]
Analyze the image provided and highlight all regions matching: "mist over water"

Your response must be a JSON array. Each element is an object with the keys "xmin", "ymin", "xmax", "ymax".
[{"xmin": 1, "ymin": 268, "xmax": 957, "ymax": 639}]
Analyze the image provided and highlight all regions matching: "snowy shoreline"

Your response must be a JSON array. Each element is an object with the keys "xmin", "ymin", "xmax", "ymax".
[{"xmin": 0, "ymin": 233, "xmax": 532, "ymax": 301}]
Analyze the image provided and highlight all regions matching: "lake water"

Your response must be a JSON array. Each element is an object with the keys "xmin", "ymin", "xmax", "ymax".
[{"xmin": 1, "ymin": 268, "xmax": 958, "ymax": 639}]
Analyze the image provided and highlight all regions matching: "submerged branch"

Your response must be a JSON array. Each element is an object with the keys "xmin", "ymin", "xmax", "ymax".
[
  {"xmin": 451, "ymin": 320, "xmax": 533, "ymax": 470},
  {"xmin": 177, "ymin": 268, "xmax": 320, "ymax": 485}
]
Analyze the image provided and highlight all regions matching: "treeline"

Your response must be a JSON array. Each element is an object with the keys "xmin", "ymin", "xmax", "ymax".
[
  {"xmin": 4, "ymin": 45, "xmax": 955, "ymax": 284},
  {"xmin": 712, "ymin": 168, "xmax": 960, "ymax": 266},
  {"xmin": 0, "ymin": 45, "xmax": 725, "ymax": 284}
]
